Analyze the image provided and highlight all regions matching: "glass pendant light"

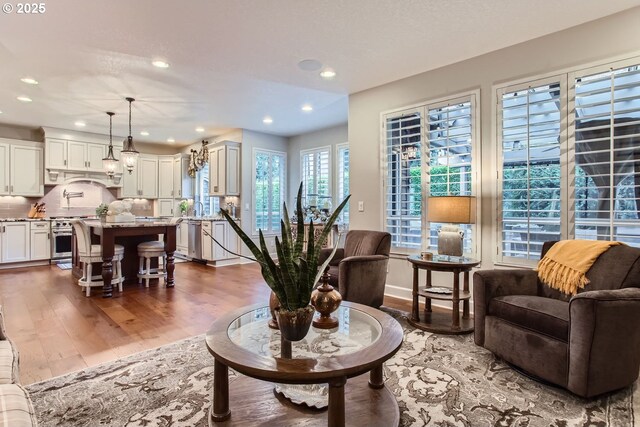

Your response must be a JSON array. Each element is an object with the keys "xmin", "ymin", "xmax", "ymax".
[
  {"xmin": 120, "ymin": 97, "xmax": 139, "ymax": 174},
  {"xmin": 102, "ymin": 111, "xmax": 119, "ymax": 178}
]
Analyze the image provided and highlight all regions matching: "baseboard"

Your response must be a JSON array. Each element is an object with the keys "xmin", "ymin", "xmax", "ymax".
[{"xmin": 0, "ymin": 260, "xmax": 50, "ymax": 270}]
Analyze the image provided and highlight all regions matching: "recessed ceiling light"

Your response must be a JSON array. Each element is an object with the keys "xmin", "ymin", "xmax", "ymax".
[
  {"xmin": 152, "ymin": 60, "xmax": 170, "ymax": 69},
  {"xmin": 16, "ymin": 96, "xmax": 32, "ymax": 103},
  {"xmin": 0, "ymin": 111, "xmax": 3, "ymax": 114},
  {"xmin": 195, "ymin": 127, "xmax": 205, "ymax": 133},
  {"xmin": 320, "ymin": 68, "xmax": 336, "ymax": 79},
  {"xmin": 140, "ymin": 131, "xmax": 149, "ymax": 136},
  {"xmin": 167, "ymin": 138, "xmax": 175, "ymax": 143},
  {"xmin": 20, "ymin": 77, "xmax": 38, "ymax": 85},
  {"xmin": 301, "ymin": 104, "xmax": 313, "ymax": 112},
  {"xmin": 74, "ymin": 121, "xmax": 86, "ymax": 127},
  {"xmin": 298, "ymin": 59, "xmax": 322, "ymax": 71},
  {"xmin": 263, "ymin": 116, "xmax": 273, "ymax": 124}
]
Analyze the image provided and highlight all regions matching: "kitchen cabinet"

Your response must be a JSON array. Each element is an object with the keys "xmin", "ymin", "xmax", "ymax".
[
  {"xmin": 30, "ymin": 222, "xmax": 50, "ymax": 260},
  {"xmin": 173, "ymin": 154, "xmax": 193, "ymax": 199},
  {"xmin": 121, "ymin": 155, "xmax": 158, "ymax": 198},
  {"xmin": 0, "ymin": 222, "xmax": 30, "ymax": 263},
  {"xmin": 176, "ymin": 221, "xmax": 189, "ymax": 255},
  {"xmin": 157, "ymin": 199, "xmax": 174, "ymax": 217},
  {"xmin": 158, "ymin": 156, "xmax": 174, "ymax": 198},
  {"xmin": 10, "ymin": 145, "xmax": 44, "ymax": 197},
  {"xmin": 209, "ymin": 141, "xmax": 240, "ymax": 196},
  {"xmin": 68, "ymin": 142, "xmax": 106, "ymax": 171},
  {"xmin": 201, "ymin": 221, "xmax": 239, "ymax": 262},
  {"xmin": 0, "ymin": 143, "xmax": 8, "ymax": 196},
  {"xmin": 45, "ymin": 138, "xmax": 68, "ymax": 169}
]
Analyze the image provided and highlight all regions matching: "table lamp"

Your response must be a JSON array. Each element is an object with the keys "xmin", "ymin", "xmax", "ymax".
[{"xmin": 427, "ymin": 196, "xmax": 476, "ymax": 257}]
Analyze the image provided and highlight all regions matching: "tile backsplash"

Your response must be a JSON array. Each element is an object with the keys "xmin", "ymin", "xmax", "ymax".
[{"xmin": 0, "ymin": 182, "xmax": 153, "ymax": 218}]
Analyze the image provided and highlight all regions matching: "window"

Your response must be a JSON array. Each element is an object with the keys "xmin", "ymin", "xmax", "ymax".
[
  {"xmin": 194, "ymin": 163, "xmax": 220, "ymax": 216},
  {"xmin": 499, "ymin": 80, "xmax": 564, "ymax": 261},
  {"xmin": 497, "ymin": 59, "xmax": 640, "ymax": 265},
  {"xmin": 383, "ymin": 93, "xmax": 478, "ymax": 253},
  {"xmin": 253, "ymin": 149, "xmax": 286, "ymax": 234},
  {"xmin": 301, "ymin": 147, "xmax": 331, "ymax": 208},
  {"xmin": 336, "ymin": 143, "xmax": 349, "ymax": 222}
]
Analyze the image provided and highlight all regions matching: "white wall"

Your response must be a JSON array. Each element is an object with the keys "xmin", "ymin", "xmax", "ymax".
[
  {"xmin": 287, "ymin": 124, "xmax": 348, "ymax": 202},
  {"xmin": 348, "ymin": 7, "xmax": 640, "ymax": 302}
]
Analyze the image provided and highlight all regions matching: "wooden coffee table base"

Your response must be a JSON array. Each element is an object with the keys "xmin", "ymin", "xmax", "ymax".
[
  {"xmin": 408, "ymin": 311, "xmax": 474, "ymax": 335},
  {"xmin": 209, "ymin": 374, "xmax": 399, "ymax": 427}
]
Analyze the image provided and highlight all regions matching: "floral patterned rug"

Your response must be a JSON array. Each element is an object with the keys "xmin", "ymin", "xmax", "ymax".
[{"xmin": 27, "ymin": 311, "xmax": 637, "ymax": 426}]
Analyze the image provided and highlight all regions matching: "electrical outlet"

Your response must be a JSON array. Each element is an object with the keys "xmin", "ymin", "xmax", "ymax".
[{"xmin": 358, "ymin": 201, "xmax": 364, "ymax": 212}]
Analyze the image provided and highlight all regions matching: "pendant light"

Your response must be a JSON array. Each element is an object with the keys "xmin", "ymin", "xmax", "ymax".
[
  {"xmin": 120, "ymin": 97, "xmax": 139, "ymax": 174},
  {"xmin": 102, "ymin": 111, "xmax": 119, "ymax": 179}
]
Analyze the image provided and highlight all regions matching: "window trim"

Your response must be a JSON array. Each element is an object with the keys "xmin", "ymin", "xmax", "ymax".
[
  {"xmin": 251, "ymin": 147, "xmax": 287, "ymax": 237},
  {"xmin": 379, "ymin": 89, "xmax": 481, "ymax": 258}
]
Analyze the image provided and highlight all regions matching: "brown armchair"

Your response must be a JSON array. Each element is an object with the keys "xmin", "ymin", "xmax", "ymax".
[
  {"xmin": 474, "ymin": 241, "xmax": 640, "ymax": 398},
  {"xmin": 318, "ymin": 230, "xmax": 391, "ymax": 308}
]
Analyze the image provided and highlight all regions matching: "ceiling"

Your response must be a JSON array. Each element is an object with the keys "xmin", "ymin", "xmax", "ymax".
[{"xmin": 0, "ymin": 0, "xmax": 638, "ymax": 146}]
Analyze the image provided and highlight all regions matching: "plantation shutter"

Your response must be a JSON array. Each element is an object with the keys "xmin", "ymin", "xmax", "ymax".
[
  {"xmin": 337, "ymin": 145, "xmax": 349, "ymax": 222},
  {"xmin": 500, "ymin": 82, "xmax": 563, "ymax": 260},
  {"xmin": 301, "ymin": 148, "xmax": 331, "ymax": 200},
  {"xmin": 573, "ymin": 65, "xmax": 640, "ymax": 246}
]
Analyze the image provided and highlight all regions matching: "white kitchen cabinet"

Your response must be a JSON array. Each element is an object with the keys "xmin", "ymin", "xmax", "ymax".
[
  {"xmin": 201, "ymin": 221, "xmax": 213, "ymax": 260},
  {"xmin": 158, "ymin": 156, "xmax": 174, "ymax": 198},
  {"xmin": 10, "ymin": 145, "xmax": 43, "ymax": 196},
  {"xmin": 201, "ymin": 221, "xmax": 239, "ymax": 261},
  {"xmin": 120, "ymin": 155, "xmax": 158, "ymax": 198},
  {"xmin": 173, "ymin": 154, "xmax": 194, "ymax": 199},
  {"xmin": 86, "ymin": 143, "xmax": 106, "ymax": 171},
  {"xmin": 45, "ymin": 138, "xmax": 67, "ymax": 169},
  {"xmin": 176, "ymin": 221, "xmax": 189, "ymax": 255},
  {"xmin": 157, "ymin": 199, "xmax": 174, "ymax": 217},
  {"xmin": 209, "ymin": 141, "xmax": 240, "ymax": 196},
  {"xmin": 0, "ymin": 143, "xmax": 8, "ymax": 196},
  {"xmin": 30, "ymin": 222, "xmax": 50, "ymax": 260},
  {"xmin": 0, "ymin": 222, "xmax": 30, "ymax": 263},
  {"xmin": 212, "ymin": 222, "xmax": 227, "ymax": 260},
  {"xmin": 225, "ymin": 222, "xmax": 239, "ymax": 258},
  {"xmin": 68, "ymin": 142, "xmax": 105, "ymax": 171}
]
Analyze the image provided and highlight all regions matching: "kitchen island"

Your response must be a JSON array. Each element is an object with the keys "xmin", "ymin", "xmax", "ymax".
[{"xmin": 80, "ymin": 219, "xmax": 179, "ymax": 298}]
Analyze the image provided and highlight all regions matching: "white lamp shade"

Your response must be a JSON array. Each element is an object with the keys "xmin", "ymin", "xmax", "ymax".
[{"xmin": 427, "ymin": 196, "xmax": 476, "ymax": 224}]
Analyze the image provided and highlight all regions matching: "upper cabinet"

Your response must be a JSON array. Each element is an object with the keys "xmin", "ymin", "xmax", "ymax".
[
  {"xmin": 0, "ymin": 139, "xmax": 43, "ymax": 197},
  {"xmin": 209, "ymin": 141, "xmax": 240, "ymax": 196},
  {"xmin": 120, "ymin": 155, "xmax": 158, "ymax": 199},
  {"xmin": 158, "ymin": 156, "xmax": 174, "ymax": 199},
  {"xmin": 67, "ymin": 141, "xmax": 106, "ymax": 172},
  {"xmin": 173, "ymin": 154, "xmax": 194, "ymax": 199},
  {"xmin": 46, "ymin": 138, "xmax": 67, "ymax": 169}
]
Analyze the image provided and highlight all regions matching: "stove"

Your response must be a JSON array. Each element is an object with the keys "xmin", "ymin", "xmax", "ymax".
[{"xmin": 50, "ymin": 216, "xmax": 92, "ymax": 260}]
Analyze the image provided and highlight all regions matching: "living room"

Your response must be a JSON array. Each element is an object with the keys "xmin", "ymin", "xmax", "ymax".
[{"xmin": 1, "ymin": 1, "xmax": 640, "ymax": 426}]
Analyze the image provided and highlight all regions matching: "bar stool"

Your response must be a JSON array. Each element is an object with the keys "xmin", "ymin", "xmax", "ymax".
[
  {"xmin": 70, "ymin": 220, "xmax": 125, "ymax": 297},
  {"xmin": 137, "ymin": 240, "xmax": 166, "ymax": 287}
]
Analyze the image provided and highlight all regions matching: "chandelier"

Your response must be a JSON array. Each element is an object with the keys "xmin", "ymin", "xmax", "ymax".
[
  {"xmin": 188, "ymin": 140, "xmax": 209, "ymax": 177},
  {"xmin": 120, "ymin": 97, "xmax": 139, "ymax": 174},
  {"xmin": 102, "ymin": 111, "xmax": 119, "ymax": 179}
]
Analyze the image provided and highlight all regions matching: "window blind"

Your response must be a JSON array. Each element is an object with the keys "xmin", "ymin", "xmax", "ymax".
[
  {"xmin": 384, "ymin": 111, "xmax": 423, "ymax": 249},
  {"xmin": 500, "ymin": 83, "xmax": 562, "ymax": 260},
  {"xmin": 427, "ymin": 101, "xmax": 473, "ymax": 252},
  {"xmin": 574, "ymin": 65, "xmax": 640, "ymax": 246}
]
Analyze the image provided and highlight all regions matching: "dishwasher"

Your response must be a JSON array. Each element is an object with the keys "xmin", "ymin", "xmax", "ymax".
[{"xmin": 188, "ymin": 220, "xmax": 202, "ymax": 260}]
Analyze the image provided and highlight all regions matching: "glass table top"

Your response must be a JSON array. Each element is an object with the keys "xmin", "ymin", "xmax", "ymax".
[{"xmin": 227, "ymin": 305, "xmax": 382, "ymax": 360}]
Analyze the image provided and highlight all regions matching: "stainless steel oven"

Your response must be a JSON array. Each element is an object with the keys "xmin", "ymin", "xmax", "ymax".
[{"xmin": 51, "ymin": 219, "xmax": 73, "ymax": 260}]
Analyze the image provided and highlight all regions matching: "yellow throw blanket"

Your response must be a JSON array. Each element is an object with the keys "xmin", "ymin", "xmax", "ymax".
[{"xmin": 537, "ymin": 240, "xmax": 623, "ymax": 295}]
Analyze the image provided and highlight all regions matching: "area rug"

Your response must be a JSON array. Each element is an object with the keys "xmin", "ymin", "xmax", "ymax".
[{"xmin": 27, "ymin": 311, "xmax": 638, "ymax": 427}]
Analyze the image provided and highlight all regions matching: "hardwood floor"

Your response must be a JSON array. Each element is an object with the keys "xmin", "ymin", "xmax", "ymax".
[{"xmin": 0, "ymin": 261, "xmax": 412, "ymax": 385}]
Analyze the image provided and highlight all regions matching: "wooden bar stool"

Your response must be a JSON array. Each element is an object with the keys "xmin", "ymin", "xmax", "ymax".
[
  {"xmin": 71, "ymin": 220, "xmax": 125, "ymax": 297},
  {"xmin": 137, "ymin": 240, "xmax": 167, "ymax": 287}
]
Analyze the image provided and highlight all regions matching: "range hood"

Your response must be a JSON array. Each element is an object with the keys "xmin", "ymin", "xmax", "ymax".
[{"xmin": 45, "ymin": 169, "xmax": 122, "ymax": 188}]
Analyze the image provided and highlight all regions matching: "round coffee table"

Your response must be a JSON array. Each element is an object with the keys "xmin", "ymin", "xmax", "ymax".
[{"xmin": 205, "ymin": 301, "xmax": 403, "ymax": 427}]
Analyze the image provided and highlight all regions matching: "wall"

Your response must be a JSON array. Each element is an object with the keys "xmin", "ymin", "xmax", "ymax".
[
  {"xmin": 348, "ymin": 7, "xmax": 640, "ymax": 302},
  {"xmin": 287, "ymin": 124, "xmax": 348, "ymax": 202},
  {"xmin": 0, "ymin": 123, "xmax": 42, "ymax": 142}
]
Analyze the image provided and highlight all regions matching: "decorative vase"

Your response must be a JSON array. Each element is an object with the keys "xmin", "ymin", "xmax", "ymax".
[
  {"xmin": 268, "ymin": 291, "xmax": 280, "ymax": 330},
  {"xmin": 275, "ymin": 305, "xmax": 314, "ymax": 342},
  {"xmin": 310, "ymin": 268, "xmax": 342, "ymax": 329}
]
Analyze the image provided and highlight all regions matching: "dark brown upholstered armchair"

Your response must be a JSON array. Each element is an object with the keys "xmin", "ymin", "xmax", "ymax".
[
  {"xmin": 318, "ymin": 230, "xmax": 391, "ymax": 308},
  {"xmin": 474, "ymin": 241, "xmax": 640, "ymax": 398}
]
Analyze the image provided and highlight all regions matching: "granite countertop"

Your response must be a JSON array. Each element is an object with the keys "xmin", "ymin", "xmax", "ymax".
[
  {"xmin": 181, "ymin": 216, "xmax": 240, "ymax": 222},
  {"xmin": 0, "ymin": 218, "xmax": 51, "ymax": 222},
  {"xmin": 82, "ymin": 219, "xmax": 180, "ymax": 228}
]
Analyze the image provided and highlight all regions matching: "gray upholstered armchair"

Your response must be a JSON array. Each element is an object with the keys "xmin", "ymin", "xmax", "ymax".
[
  {"xmin": 474, "ymin": 241, "xmax": 640, "ymax": 398},
  {"xmin": 318, "ymin": 230, "xmax": 391, "ymax": 308}
]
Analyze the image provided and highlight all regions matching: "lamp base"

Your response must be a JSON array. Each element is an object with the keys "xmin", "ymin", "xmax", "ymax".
[{"xmin": 437, "ymin": 225, "xmax": 464, "ymax": 257}]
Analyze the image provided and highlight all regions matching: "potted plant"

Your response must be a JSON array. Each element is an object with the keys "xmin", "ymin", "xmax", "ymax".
[
  {"xmin": 179, "ymin": 200, "xmax": 189, "ymax": 216},
  {"xmin": 220, "ymin": 183, "xmax": 349, "ymax": 341},
  {"xmin": 95, "ymin": 203, "xmax": 109, "ymax": 221}
]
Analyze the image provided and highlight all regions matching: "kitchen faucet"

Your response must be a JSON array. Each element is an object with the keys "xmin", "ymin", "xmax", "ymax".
[{"xmin": 194, "ymin": 201, "xmax": 204, "ymax": 217}]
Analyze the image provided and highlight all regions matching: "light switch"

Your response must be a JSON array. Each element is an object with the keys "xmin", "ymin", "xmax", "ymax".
[
  {"xmin": 358, "ymin": 201, "xmax": 364, "ymax": 212},
  {"xmin": 245, "ymin": 203, "xmax": 250, "ymax": 210}
]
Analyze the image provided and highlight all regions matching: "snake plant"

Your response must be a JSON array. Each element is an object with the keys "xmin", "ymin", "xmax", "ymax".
[{"xmin": 220, "ymin": 183, "xmax": 350, "ymax": 311}]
